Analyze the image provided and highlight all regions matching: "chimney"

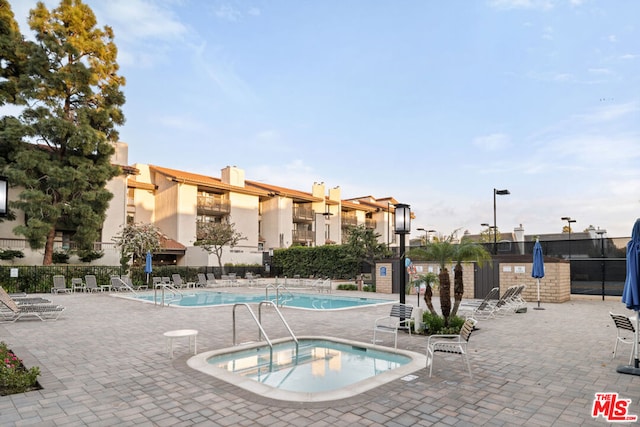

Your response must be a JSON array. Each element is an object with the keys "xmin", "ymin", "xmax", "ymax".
[{"xmin": 221, "ymin": 166, "xmax": 245, "ymax": 187}]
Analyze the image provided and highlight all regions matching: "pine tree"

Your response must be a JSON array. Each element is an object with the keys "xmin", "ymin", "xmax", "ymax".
[{"xmin": 1, "ymin": 0, "xmax": 125, "ymax": 264}]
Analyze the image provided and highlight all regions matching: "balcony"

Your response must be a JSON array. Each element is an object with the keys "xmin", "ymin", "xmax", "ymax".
[
  {"xmin": 365, "ymin": 218, "xmax": 376, "ymax": 229},
  {"xmin": 197, "ymin": 196, "xmax": 230, "ymax": 216},
  {"xmin": 342, "ymin": 214, "xmax": 357, "ymax": 228},
  {"xmin": 292, "ymin": 229, "xmax": 314, "ymax": 244},
  {"xmin": 293, "ymin": 206, "xmax": 314, "ymax": 222}
]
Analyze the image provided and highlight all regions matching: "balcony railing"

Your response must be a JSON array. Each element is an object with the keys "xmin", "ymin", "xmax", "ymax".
[
  {"xmin": 197, "ymin": 197, "xmax": 230, "ymax": 215},
  {"xmin": 342, "ymin": 215, "xmax": 357, "ymax": 227},
  {"xmin": 0, "ymin": 238, "xmax": 117, "ymax": 252},
  {"xmin": 365, "ymin": 218, "xmax": 376, "ymax": 229},
  {"xmin": 292, "ymin": 229, "xmax": 314, "ymax": 244},
  {"xmin": 293, "ymin": 206, "xmax": 314, "ymax": 222}
]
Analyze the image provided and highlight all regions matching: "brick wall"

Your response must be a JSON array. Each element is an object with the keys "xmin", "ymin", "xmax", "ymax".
[{"xmin": 498, "ymin": 261, "xmax": 570, "ymax": 303}]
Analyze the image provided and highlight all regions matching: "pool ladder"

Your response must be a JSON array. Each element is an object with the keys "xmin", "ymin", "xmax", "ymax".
[
  {"xmin": 153, "ymin": 283, "xmax": 183, "ymax": 306},
  {"xmin": 232, "ymin": 301, "xmax": 299, "ymax": 370},
  {"xmin": 265, "ymin": 284, "xmax": 294, "ymax": 307}
]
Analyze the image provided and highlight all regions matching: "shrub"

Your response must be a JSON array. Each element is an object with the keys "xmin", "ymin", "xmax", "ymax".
[
  {"xmin": 0, "ymin": 342, "xmax": 40, "ymax": 396},
  {"xmin": 52, "ymin": 250, "xmax": 70, "ymax": 264},
  {"xmin": 0, "ymin": 249, "xmax": 25, "ymax": 261},
  {"xmin": 422, "ymin": 312, "xmax": 465, "ymax": 335},
  {"xmin": 336, "ymin": 284, "xmax": 358, "ymax": 290}
]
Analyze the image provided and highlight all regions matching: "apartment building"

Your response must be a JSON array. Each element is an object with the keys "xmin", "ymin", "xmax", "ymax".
[{"xmin": 0, "ymin": 143, "xmax": 400, "ymax": 266}]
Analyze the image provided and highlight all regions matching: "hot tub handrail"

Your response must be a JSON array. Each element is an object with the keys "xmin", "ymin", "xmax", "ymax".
[
  {"xmin": 232, "ymin": 303, "xmax": 273, "ymax": 365},
  {"xmin": 258, "ymin": 300, "xmax": 298, "ymax": 358}
]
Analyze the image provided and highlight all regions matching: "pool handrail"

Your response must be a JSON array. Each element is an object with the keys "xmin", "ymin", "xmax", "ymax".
[
  {"xmin": 265, "ymin": 284, "xmax": 294, "ymax": 307},
  {"xmin": 258, "ymin": 300, "xmax": 299, "ymax": 359},
  {"xmin": 232, "ymin": 303, "xmax": 273, "ymax": 367},
  {"xmin": 153, "ymin": 283, "xmax": 183, "ymax": 306}
]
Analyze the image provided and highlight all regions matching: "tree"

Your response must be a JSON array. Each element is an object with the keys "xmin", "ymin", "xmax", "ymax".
[
  {"xmin": 343, "ymin": 225, "xmax": 390, "ymax": 281},
  {"xmin": 1, "ymin": 0, "xmax": 125, "ymax": 265},
  {"xmin": 423, "ymin": 235, "xmax": 456, "ymax": 325},
  {"xmin": 450, "ymin": 238, "xmax": 491, "ymax": 317},
  {"xmin": 479, "ymin": 226, "xmax": 501, "ymax": 243},
  {"xmin": 112, "ymin": 222, "xmax": 161, "ymax": 269},
  {"xmin": 194, "ymin": 221, "xmax": 246, "ymax": 275}
]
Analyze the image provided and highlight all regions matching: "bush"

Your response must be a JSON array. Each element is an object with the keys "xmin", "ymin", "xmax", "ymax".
[
  {"xmin": 336, "ymin": 284, "xmax": 358, "ymax": 290},
  {"xmin": 52, "ymin": 250, "xmax": 70, "ymax": 264},
  {"xmin": 422, "ymin": 312, "xmax": 465, "ymax": 335},
  {"xmin": 0, "ymin": 249, "xmax": 25, "ymax": 261},
  {"xmin": 0, "ymin": 342, "xmax": 40, "ymax": 396}
]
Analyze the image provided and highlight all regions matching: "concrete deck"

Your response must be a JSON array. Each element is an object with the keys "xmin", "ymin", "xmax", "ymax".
[{"xmin": 1, "ymin": 289, "xmax": 639, "ymax": 426}]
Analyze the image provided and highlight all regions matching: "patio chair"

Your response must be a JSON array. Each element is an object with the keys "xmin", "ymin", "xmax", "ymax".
[
  {"xmin": 0, "ymin": 287, "xmax": 65, "ymax": 323},
  {"xmin": 426, "ymin": 317, "xmax": 478, "ymax": 378},
  {"xmin": 51, "ymin": 275, "xmax": 72, "ymax": 294},
  {"xmin": 71, "ymin": 277, "xmax": 86, "ymax": 293},
  {"xmin": 172, "ymin": 274, "xmax": 194, "ymax": 288},
  {"xmin": 84, "ymin": 275, "xmax": 102, "ymax": 293},
  {"xmin": 110, "ymin": 275, "xmax": 128, "ymax": 292},
  {"xmin": 459, "ymin": 287, "xmax": 499, "ymax": 320},
  {"xmin": 206, "ymin": 273, "xmax": 218, "ymax": 286},
  {"xmin": 373, "ymin": 303, "xmax": 413, "ymax": 348},
  {"xmin": 196, "ymin": 273, "xmax": 209, "ymax": 287},
  {"xmin": 610, "ymin": 312, "xmax": 636, "ymax": 364}
]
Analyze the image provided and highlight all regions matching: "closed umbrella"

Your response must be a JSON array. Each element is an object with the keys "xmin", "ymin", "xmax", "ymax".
[
  {"xmin": 532, "ymin": 239, "xmax": 545, "ymax": 310},
  {"xmin": 618, "ymin": 218, "xmax": 640, "ymax": 376},
  {"xmin": 144, "ymin": 251, "xmax": 153, "ymax": 285}
]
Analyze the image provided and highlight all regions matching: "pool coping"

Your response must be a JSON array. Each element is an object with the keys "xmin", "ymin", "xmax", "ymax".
[
  {"xmin": 112, "ymin": 289, "xmax": 396, "ymax": 310},
  {"xmin": 186, "ymin": 335, "xmax": 427, "ymax": 403}
]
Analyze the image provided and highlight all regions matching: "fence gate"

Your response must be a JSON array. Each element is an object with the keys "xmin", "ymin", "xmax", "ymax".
[{"xmin": 474, "ymin": 260, "xmax": 500, "ymax": 299}]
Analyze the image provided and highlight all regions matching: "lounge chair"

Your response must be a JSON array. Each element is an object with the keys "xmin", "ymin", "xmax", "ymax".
[
  {"xmin": 172, "ymin": 274, "xmax": 194, "ymax": 288},
  {"xmin": 122, "ymin": 275, "xmax": 146, "ymax": 290},
  {"xmin": 0, "ymin": 286, "xmax": 65, "ymax": 323},
  {"xmin": 110, "ymin": 276, "xmax": 128, "ymax": 292},
  {"xmin": 373, "ymin": 303, "xmax": 413, "ymax": 348},
  {"xmin": 610, "ymin": 312, "xmax": 636, "ymax": 364},
  {"xmin": 206, "ymin": 273, "xmax": 218, "ymax": 287},
  {"xmin": 459, "ymin": 287, "xmax": 500, "ymax": 320},
  {"xmin": 84, "ymin": 275, "xmax": 103, "ymax": 292},
  {"xmin": 51, "ymin": 275, "xmax": 72, "ymax": 294},
  {"xmin": 196, "ymin": 273, "xmax": 209, "ymax": 287},
  {"xmin": 426, "ymin": 317, "xmax": 478, "ymax": 378}
]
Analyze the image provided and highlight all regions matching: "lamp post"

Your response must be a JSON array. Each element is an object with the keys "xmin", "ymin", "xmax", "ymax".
[
  {"xmin": 493, "ymin": 188, "xmax": 510, "ymax": 255},
  {"xmin": 0, "ymin": 176, "xmax": 7, "ymax": 218},
  {"xmin": 394, "ymin": 204, "xmax": 411, "ymax": 306},
  {"xmin": 416, "ymin": 227, "xmax": 435, "ymax": 246},
  {"xmin": 596, "ymin": 228, "xmax": 607, "ymax": 301},
  {"xmin": 561, "ymin": 217, "xmax": 576, "ymax": 259}
]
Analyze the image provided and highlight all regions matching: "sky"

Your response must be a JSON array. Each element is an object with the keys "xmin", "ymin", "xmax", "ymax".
[{"xmin": 8, "ymin": 0, "xmax": 640, "ymax": 239}]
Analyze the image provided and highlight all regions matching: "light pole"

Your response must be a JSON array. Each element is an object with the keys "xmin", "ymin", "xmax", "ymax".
[
  {"xmin": 596, "ymin": 228, "xmax": 607, "ymax": 301},
  {"xmin": 0, "ymin": 176, "xmax": 7, "ymax": 217},
  {"xmin": 416, "ymin": 227, "xmax": 435, "ymax": 246},
  {"xmin": 561, "ymin": 217, "xmax": 576, "ymax": 259},
  {"xmin": 394, "ymin": 203, "xmax": 411, "ymax": 306},
  {"xmin": 493, "ymin": 188, "xmax": 510, "ymax": 255}
]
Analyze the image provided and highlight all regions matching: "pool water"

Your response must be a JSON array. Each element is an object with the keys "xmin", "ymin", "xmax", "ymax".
[
  {"xmin": 132, "ymin": 291, "xmax": 391, "ymax": 310},
  {"xmin": 209, "ymin": 339, "xmax": 410, "ymax": 392},
  {"xmin": 188, "ymin": 336, "xmax": 426, "ymax": 402}
]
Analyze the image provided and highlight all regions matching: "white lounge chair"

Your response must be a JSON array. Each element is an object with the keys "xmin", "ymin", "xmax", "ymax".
[
  {"xmin": 0, "ymin": 286, "xmax": 65, "ymax": 323},
  {"xmin": 84, "ymin": 275, "xmax": 102, "ymax": 293},
  {"xmin": 51, "ymin": 275, "xmax": 72, "ymax": 294}
]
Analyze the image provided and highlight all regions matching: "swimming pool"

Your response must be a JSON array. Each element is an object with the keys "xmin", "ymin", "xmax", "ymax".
[
  {"xmin": 188, "ymin": 336, "xmax": 426, "ymax": 402},
  {"xmin": 128, "ymin": 291, "xmax": 393, "ymax": 310}
]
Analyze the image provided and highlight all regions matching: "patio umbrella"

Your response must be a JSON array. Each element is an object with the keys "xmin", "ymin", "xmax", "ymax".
[
  {"xmin": 532, "ymin": 239, "xmax": 545, "ymax": 310},
  {"xmin": 144, "ymin": 251, "xmax": 153, "ymax": 285},
  {"xmin": 618, "ymin": 218, "xmax": 640, "ymax": 376}
]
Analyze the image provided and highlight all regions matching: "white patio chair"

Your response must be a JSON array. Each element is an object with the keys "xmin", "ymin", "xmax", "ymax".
[{"xmin": 426, "ymin": 317, "xmax": 478, "ymax": 378}]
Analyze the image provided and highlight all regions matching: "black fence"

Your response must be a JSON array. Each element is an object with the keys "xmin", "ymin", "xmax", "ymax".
[
  {"xmin": 0, "ymin": 265, "xmax": 267, "ymax": 294},
  {"xmin": 410, "ymin": 236, "xmax": 630, "ymax": 297}
]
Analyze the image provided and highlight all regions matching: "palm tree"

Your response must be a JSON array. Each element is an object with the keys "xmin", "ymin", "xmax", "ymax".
[
  {"xmin": 423, "ymin": 236, "xmax": 456, "ymax": 325},
  {"xmin": 450, "ymin": 239, "xmax": 492, "ymax": 317}
]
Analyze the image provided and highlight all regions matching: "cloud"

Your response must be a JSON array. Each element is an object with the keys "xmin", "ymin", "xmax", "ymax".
[
  {"xmin": 213, "ymin": 3, "xmax": 261, "ymax": 22},
  {"xmin": 488, "ymin": 0, "xmax": 554, "ymax": 11},
  {"xmin": 100, "ymin": 0, "xmax": 187, "ymax": 41},
  {"xmin": 574, "ymin": 101, "xmax": 638, "ymax": 123},
  {"xmin": 472, "ymin": 133, "xmax": 511, "ymax": 151}
]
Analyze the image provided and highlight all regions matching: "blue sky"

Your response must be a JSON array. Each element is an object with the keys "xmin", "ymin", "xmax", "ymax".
[{"xmin": 10, "ymin": 0, "xmax": 640, "ymax": 238}]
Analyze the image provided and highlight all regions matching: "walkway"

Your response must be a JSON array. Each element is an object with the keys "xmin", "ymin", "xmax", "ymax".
[{"xmin": 1, "ymin": 290, "xmax": 639, "ymax": 426}]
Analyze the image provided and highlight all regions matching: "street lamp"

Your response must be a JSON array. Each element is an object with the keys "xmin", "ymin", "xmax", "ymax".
[
  {"xmin": 0, "ymin": 176, "xmax": 7, "ymax": 217},
  {"xmin": 493, "ymin": 189, "xmax": 510, "ymax": 254},
  {"xmin": 596, "ymin": 228, "xmax": 607, "ymax": 301},
  {"xmin": 416, "ymin": 227, "xmax": 435, "ymax": 245},
  {"xmin": 394, "ymin": 204, "xmax": 411, "ymax": 306},
  {"xmin": 561, "ymin": 217, "xmax": 576, "ymax": 259}
]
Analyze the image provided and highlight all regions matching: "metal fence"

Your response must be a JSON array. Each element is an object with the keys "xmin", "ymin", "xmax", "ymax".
[{"xmin": 0, "ymin": 265, "xmax": 266, "ymax": 294}]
